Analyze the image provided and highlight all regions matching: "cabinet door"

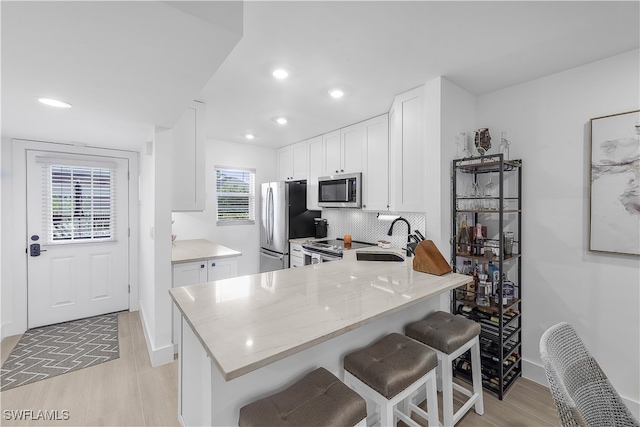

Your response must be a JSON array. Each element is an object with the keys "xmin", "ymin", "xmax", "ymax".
[
  {"xmin": 291, "ymin": 141, "xmax": 308, "ymax": 180},
  {"xmin": 172, "ymin": 101, "xmax": 205, "ymax": 212},
  {"xmin": 340, "ymin": 123, "xmax": 364, "ymax": 174},
  {"xmin": 307, "ymin": 136, "xmax": 324, "ymax": 210},
  {"xmin": 173, "ymin": 261, "xmax": 208, "ymax": 287},
  {"xmin": 290, "ymin": 256, "xmax": 304, "ymax": 268},
  {"xmin": 207, "ymin": 257, "xmax": 238, "ymax": 281},
  {"xmin": 323, "ymin": 130, "xmax": 341, "ymax": 175},
  {"xmin": 277, "ymin": 146, "xmax": 293, "ymax": 181},
  {"xmin": 362, "ymin": 114, "xmax": 389, "ymax": 211},
  {"xmin": 389, "ymin": 87, "xmax": 425, "ymax": 212},
  {"xmin": 172, "ymin": 261, "xmax": 207, "ymax": 351}
]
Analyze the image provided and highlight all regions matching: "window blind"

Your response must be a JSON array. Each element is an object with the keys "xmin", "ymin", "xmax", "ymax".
[
  {"xmin": 215, "ymin": 167, "xmax": 255, "ymax": 224},
  {"xmin": 41, "ymin": 163, "xmax": 117, "ymax": 243}
]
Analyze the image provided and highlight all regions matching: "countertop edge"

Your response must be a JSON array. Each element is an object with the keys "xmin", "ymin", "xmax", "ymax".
[
  {"xmin": 171, "ymin": 252, "xmax": 242, "ymax": 265},
  {"xmin": 170, "ymin": 270, "xmax": 471, "ymax": 382}
]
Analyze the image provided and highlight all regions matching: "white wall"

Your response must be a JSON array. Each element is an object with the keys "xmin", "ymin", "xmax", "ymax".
[
  {"xmin": 172, "ymin": 139, "xmax": 277, "ymax": 276},
  {"xmin": 0, "ymin": 138, "xmax": 17, "ymax": 337},
  {"xmin": 477, "ymin": 49, "xmax": 640, "ymax": 414},
  {"xmin": 138, "ymin": 129, "xmax": 175, "ymax": 366}
]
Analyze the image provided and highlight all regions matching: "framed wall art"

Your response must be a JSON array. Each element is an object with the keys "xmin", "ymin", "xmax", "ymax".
[{"xmin": 589, "ymin": 109, "xmax": 640, "ymax": 255}]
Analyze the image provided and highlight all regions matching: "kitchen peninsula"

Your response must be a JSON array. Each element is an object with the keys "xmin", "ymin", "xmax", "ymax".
[{"xmin": 170, "ymin": 248, "xmax": 472, "ymax": 426}]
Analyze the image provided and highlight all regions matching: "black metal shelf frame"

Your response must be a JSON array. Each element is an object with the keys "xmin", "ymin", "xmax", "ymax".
[{"xmin": 451, "ymin": 153, "xmax": 522, "ymax": 400}]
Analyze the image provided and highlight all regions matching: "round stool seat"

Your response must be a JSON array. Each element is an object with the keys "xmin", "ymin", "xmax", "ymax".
[
  {"xmin": 238, "ymin": 367, "xmax": 366, "ymax": 427},
  {"xmin": 344, "ymin": 332, "xmax": 437, "ymax": 399},
  {"xmin": 405, "ymin": 310, "xmax": 480, "ymax": 354}
]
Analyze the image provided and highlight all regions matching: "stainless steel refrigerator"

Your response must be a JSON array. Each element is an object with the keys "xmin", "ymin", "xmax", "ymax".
[{"xmin": 260, "ymin": 181, "xmax": 320, "ymax": 272}]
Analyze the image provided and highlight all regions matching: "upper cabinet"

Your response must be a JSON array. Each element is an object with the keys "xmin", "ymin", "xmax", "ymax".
[
  {"xmin": 277, "ymin": 140, "xmax": 308, "ymax": 181},
  {"xmin": 389, "ymin": 86, "xmax": 425, "ymax": 212},
  {"xmin": 172, "ymin": 101, "xmax": 205, "ymax": 212},
  {"xmin": 323, "ymin": 126, "xmax": 364, "ymax": 176},
  {"xmin": 307, "ymin": 136, "xmax": 324, "ymax": 210},
  {"xmin": 362, "ymin": 114, "xmax": 389, "ymax": 211}
]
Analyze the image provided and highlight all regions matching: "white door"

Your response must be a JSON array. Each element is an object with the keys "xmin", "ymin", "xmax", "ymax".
[{"xmin": 26, "ymin": 150, "xmax": 130, "ymax": 328}]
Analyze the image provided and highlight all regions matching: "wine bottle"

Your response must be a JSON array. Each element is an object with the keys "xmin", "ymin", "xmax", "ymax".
[
  {"xmin": 458, "ymin": 215, "xmax": 471, "ymax": 255},
  {"xmin": 475, "ymin": 222, "xmax": 485, "ymax": 256}
]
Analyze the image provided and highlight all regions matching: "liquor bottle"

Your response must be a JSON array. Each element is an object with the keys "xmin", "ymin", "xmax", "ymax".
[
  {"xmin": 475, "ymin": 222, "xmax": 485, "ymax": 256},
  {"xmin": 488, "ymin": 262, "xmax": 499, "ymax": 295},
  {"xmin": 458, "ymin": 215, "xmax": 471, "ymax": 255},
  {"xmin": 461, "ymin": 260, "xmax": 475, "ymax": 299}
]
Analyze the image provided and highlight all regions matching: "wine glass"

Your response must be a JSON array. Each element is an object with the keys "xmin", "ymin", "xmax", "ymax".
[
  {"xmin": 456, "ymin": 132, "xmax": 472, "ymax": 159},
  {"xmin": 471, "ymin": 181, "xmax": 482, "ymax": 210},
  {"xmin": 499, "ymin": 131, "xmax": 511, "ymax": 160},
  {"xmin": 484, "ymin": 174, "xmax": 497, "ymax": 210}
]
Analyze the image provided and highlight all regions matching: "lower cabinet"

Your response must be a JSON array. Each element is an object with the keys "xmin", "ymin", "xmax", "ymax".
[
  {"xmin": 172, "ymin": 257, "xmax": 239, "ymax": 352},
  {"xmin": 289, "ymin": 243, "xmax": 304, "ymax": 268},
  {"xmin": 179, "ymin": 317, "xmax": 211, "ymax": 427}
]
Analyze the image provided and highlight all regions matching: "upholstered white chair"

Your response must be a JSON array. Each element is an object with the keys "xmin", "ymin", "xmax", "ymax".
[{"xmin": 540, "ymin": 322, "xmax": 639, "ymax": 427}]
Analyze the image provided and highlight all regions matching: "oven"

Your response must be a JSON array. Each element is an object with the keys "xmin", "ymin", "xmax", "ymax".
[{"xmin": 301, "ymin": 248, "xmax": 342, "ymax": 265}]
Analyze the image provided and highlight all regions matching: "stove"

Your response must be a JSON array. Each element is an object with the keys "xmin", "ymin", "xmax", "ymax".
[{"xmin": 301, "ymin": 239, "xmax": 374, "ymax": 258}]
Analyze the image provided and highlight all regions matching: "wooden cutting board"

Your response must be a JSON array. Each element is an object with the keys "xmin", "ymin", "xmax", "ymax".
[{"xmin": 412, "ymin": 240, "xmax": 451, "ymax": 276}]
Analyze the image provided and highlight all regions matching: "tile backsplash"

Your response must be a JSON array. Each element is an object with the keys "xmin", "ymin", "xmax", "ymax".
[{"xmin": 321, "ymin": 210, "xmax": 426, "ymax": 249}]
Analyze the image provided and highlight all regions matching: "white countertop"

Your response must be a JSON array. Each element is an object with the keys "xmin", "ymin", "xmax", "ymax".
[
  {"xmin": 169, "ymin": 248, "xmax": 471, "ymax": 381},
  {"xmin": 171, "ymin": 239, "xmax": 242, "ymax": 264}
]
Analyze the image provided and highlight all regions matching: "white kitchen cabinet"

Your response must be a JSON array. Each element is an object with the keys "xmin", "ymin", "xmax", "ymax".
[
  {"xmin": 207, "ymin": 258, "xmax": 239, "ymax": 281},
  {"xmin": 277, "ymin": 140, "xmax": 308, "ymax": 181},
  {"xmin": 322, "ymin": 126, "xmax": 364, "ymax": 176},
  {"xmin": 340, "ymin": 123, "xmax": 365, "ymax": 174},
  {"xmin": 289, "ymin": 243, "xmax": 304, "ymax": 268},
  {"xmin": 389, "ymin": 86, "xmax": 425, "ymax": 212},
  {"xmin": 172, "ymin": 256, "xmax": 239, "ymax": 352},
  {"xmin": 172, "ymin": 101, "xmax": 206, "ymax": 212},
  {"xmin": 362, "ymin": 114, "xmax": 390, "ymax": 211},
  {"xmin": 322, "ymin": 130, "xmax": 341, "ymax": 175},
  {"xmin": 173, "ymin": 260, "xmax": 208, "ymax": 287},
  {"xmin": 306, "ymin": 136, "xmax": 324, "ymax": 210}
]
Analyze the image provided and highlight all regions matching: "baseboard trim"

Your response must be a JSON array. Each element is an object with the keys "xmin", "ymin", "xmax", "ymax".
[
  {"xmin": 522, "ymin": 358, "xmax": 640, "ymax": 420},
  {"xmin": 138, "ymin": 305, "xmax": 174, "ymax": 367},
  {"xmin": 522, "ymin": 357, "xmax": 549, "ymax": 387}
]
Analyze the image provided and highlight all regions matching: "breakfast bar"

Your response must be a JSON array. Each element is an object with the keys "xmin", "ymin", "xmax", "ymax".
[{"xmin": 169, "ymin": 249, "xmax": 472, "ymax": 426}]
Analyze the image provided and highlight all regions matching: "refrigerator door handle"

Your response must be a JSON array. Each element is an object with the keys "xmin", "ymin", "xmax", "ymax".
[
  {"xmin": 260, "ymin": 249, "xmax": 284, "ymax": 260},
  {"xmin": 268, "ymin": 187, "xmax": 275, "ymax": 244}
]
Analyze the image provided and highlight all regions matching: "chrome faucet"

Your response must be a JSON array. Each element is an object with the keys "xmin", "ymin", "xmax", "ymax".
[{"xmin": 387, "ymin": 217, "xmax": 412, "ymax": 257}]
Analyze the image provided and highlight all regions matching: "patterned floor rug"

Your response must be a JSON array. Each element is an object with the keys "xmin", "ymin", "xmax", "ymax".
[{"xmin": 0, "ymin": 313, "xmax": 119, "ymax": 392}]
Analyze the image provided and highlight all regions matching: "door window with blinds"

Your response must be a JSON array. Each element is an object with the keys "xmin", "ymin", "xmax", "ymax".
[
  {"xmin": 40, "ymin": 157, "xmax": 117, "ymax": 243},
  {"xmin": 215, "ymin": 167, "xmax": 255, "ymax": 225}
]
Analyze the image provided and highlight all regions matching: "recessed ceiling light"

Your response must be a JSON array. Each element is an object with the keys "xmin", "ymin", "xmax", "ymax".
[
  {"xmin": 245, "ymin": 134, "xmax": 255, "ymax": 140},
  {"xmin": 272, "ymin": 68, "xmax": 289, "ymax": 79},
  {"xmin": 329, "ymin": 89, "xmax": 344, "ymax": 99},
  {"xmin": 38, "ymin": 98, "xmax": 72, "ymax": 108},
  {"xmin": 276, "ymin": 117, "xmax": 288, "ymax": 125}
]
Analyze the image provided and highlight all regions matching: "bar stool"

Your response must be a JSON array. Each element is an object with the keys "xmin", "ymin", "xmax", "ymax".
[
  {"xmin": 405, "ymin": 311, "xmax": 484, "ymax": 427},
  {"xmin": 238, "ymin": 367, "xmax": 367, "ymax": 427},
  {"xmin": 343, "ymin": 333, "xmax": 439, "ymax": 427}
]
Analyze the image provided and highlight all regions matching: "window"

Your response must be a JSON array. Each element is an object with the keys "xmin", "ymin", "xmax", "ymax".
[
  {"xmin": 215, "ymin": 167, "xmax": 255, "ymax": 225},
  {"xmin": 45, "ymin": 163, "xmax": 116, "ymax": 243}
]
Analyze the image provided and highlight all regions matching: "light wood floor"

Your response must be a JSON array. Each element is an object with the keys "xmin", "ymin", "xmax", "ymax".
[{"xmin": 1, "ymin": 311, "xmax": 560, "ymax": 426}]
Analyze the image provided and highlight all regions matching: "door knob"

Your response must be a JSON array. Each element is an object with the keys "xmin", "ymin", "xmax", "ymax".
[{"xmin": 29, "ymin": 243, "xmax": 47, "ymax": 256}]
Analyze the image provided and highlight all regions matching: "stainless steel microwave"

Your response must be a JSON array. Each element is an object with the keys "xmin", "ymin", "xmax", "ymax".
[{"xmin": 318, "ymin": 172, "xmax": 361, "ymax": 208}]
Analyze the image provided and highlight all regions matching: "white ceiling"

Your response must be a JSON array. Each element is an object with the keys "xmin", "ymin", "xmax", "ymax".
[{"xmin": 2, "ymin": 1, "xmax": 639, "ymax": 151}]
